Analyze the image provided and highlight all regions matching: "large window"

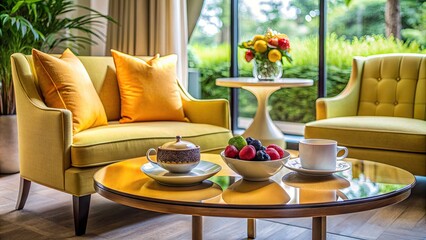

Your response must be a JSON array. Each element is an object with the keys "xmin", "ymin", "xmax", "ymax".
[{"xmin": 188, "ymin": 0, "xmax": 425, "ymax": 135}]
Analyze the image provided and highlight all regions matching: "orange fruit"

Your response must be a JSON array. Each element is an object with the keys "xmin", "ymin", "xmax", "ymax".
[
  {"xmin": 268, "ymin": 49, "xmax": 282, "ymax": 62},
  {"xmin": 254, "ymin": 40, "xmax": 268, "ymax": 53}
]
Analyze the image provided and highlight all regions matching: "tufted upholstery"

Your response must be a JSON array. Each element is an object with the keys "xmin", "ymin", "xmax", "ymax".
[
  {"xmin": 305, "ymin": 54, "xmax": 426, "ymax": 176},
  {"xmin": 358, "ymin": 55, "xmax": 425, "ymax": 119}
]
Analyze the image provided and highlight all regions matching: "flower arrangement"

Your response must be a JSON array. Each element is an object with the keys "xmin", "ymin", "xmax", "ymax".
[{"xmin": 239, "ymin": 28, "xmax": 293, "ymax": 80}]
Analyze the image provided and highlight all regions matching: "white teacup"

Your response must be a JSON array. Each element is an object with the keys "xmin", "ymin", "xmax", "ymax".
[{"xmin": 299, "ymin": 139, "xmax": 348, "ymax": 170}]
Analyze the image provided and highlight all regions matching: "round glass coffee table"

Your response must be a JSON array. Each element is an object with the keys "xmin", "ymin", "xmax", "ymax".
[{"xmin": 93, "ymin": 154, "xmax": 415, "ymax": 240}]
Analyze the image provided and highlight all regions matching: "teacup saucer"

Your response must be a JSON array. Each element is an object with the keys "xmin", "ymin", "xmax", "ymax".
[
  {"xmin": 284, "ymin": 158, "xmax": 351, "ymax": 176},
  {"xmin": 141, "ymin": 160, "xmax": 221, "ymax": 186}
]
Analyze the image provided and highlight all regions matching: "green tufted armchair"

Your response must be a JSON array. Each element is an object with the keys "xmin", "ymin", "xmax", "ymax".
[{"xmin": 305, "ymin": 54, "xmax": 426, "ymax": 176}]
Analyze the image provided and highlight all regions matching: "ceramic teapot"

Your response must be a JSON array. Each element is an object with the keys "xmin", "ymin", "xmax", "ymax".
[{"xmin": 146, "ymin": 136, "xmax": 201, "ymax": 173}]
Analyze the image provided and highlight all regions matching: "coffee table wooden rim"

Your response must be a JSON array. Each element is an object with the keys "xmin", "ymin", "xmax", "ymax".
[{"xmin": 94, "ymin": 181, "xmax": 413, "ymax": 218}]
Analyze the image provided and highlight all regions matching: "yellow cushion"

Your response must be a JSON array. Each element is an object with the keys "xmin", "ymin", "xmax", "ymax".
[
  {"xmin": 111, "ymin": 50, "xmax": 186, "ymax": 123},
  {"xmin": 71, "ymin": 121, "xmax": 232, "ymax": 167},
  {"xmin": 32, "ymin": 49, "xmax": 108, "ymax": 134},
  {"xmin": 305, "ymin": 116, "xmax": 426, "ymax": 153},
  {"xmin": 78, "ymin": 57, "xmax": 121, "ymax": 121}
]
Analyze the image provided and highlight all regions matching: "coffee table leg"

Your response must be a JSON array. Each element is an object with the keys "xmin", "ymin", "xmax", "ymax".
[
  {"xmin": 247, "ymin": 218, "xmax": 256, "ymax": 239},
  {"xmin": 192, "ymin": 216, "xmax": 203, "ymax": 240},
  {"xmin": 312, "ymin": 216, "xmax": 326, "ymax": 240}
]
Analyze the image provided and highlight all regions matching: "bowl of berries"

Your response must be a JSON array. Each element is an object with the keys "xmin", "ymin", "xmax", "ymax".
[{"xmin": 220, "ymin": 136, "xmax": 291, "ymax": 181}]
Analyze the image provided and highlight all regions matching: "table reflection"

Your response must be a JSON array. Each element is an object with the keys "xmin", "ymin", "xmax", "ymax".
[
  {"xmin": 282, "ymin": 172, "xmax": 351, "ymax": 204},
  {"xmin": 139, "ymin": 180, "xmax": 223, "ymax": 202},
  {"xmin": 222, "ymin": 179, "xmax": 290, "ymax": 205}
]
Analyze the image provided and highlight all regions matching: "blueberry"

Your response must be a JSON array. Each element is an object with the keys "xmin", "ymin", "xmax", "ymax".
[
  {"xmin": 254, "ymin": 151, "xmax": 261, "ymax": 161},
  {"xmin": 249, "ymin": 139, "xmax": 262, "ymax": 151},
  {"xmin": 260, "ymin": 146, "xmax": 266, "ymax": 151},
  {"xmin": 256, "ymin": 150, "xmax": 270, "ymax": 161},
  {"xmin": 246, "ymin": 137, "xmax": 255, "ymax": 145}
]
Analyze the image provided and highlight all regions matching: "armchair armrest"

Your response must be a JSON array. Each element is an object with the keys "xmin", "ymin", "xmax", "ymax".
[
  {"xmin": 11, "ymin": 53, "xmax": 73, "ymax": 192},
  {"xmin": 316, "ymin": 57, "xmax": 365, "ymax": 120},
  {"xmin": 178, "ymin": 82, "xmax": 231, "ymax": 129}
]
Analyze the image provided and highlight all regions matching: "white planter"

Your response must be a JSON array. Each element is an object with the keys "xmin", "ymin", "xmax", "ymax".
[{"xmin": 0, "ymin": 115, "xmax": 19, "ymax": 173}]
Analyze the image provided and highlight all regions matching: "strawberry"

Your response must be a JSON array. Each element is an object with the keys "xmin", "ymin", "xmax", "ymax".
[
  {"xmin": 224, "ymin": 145, "xmax": 239, "ymax": 158},
  {"xmin": 267, "ymin": 144, "xmax": 284, "ymax": 158},
  {"xmin": 244, "ymin": 50, "xmax": 254, "ymax": 62},
  {"xmin": 265, "ymin": 148, "xmax": 280, "ymax": 160},
  {"xmin": 239, "ymin": 145, "xmax": 256, "ymax": 160},
  {"xmin": 278, "ymin": 38, "xmax": 290, "ymax": 50}
]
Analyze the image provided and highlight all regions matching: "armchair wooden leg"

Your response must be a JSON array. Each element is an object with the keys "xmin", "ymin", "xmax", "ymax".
[
  {"xmin": 72, "ymin": 195, "xmax": 91, "ymax": 236},
  {"xmin": 15, "ymin": 177, "xmax": 31, "ymax": 210}
]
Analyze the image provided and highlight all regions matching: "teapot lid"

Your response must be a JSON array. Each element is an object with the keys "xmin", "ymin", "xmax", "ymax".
[{"xmin": 161, "ymin": 136, "xmax": 197, "ymax": 150}]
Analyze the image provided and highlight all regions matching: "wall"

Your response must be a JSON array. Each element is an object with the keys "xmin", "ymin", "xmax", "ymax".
[
  {"xmin": 90, "ymin": 0, "xmax": 109, "ymax": 56},
  {"xmin": 63, "ymin": 0, "xmax": 109, "ymax": 56}
]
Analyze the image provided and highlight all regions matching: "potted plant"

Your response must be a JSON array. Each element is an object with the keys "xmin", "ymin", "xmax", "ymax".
[{"xmin": 0, "ymin": 0, "xmax": 114, "ymax": 173}]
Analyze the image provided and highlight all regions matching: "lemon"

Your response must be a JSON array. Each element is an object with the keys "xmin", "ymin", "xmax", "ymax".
[
  {"xmin": 252, "ymin": 35, "xmax": 265, "ymax": 43},
  {"xmin": 268, "ymin": 49, "xmax": 282, "ymax": 62},
  {"xmin": 228, "ymin": 136, "xmax": 247, "ymax": 150},
  {"xmin": 254, "ymin": 40, "xmax": 268, "ymax": 53}
]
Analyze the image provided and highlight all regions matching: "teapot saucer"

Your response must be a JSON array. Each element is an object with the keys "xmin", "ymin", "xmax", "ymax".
[{"xmin": 141, "ymin": 160, "xmax": 221, "ymax": 186}]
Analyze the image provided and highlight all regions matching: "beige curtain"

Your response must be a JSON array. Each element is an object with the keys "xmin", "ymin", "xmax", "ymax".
[
  {"xmin": 106, "ymin": 0, "xmax": 189, "ymax": 88},
  {"xmin": 187, "ymin": 0, "xmax": 204, "ymax": 40}
]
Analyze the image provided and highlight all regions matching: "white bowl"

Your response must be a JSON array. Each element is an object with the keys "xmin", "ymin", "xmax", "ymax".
[{"xmin": 220, "ymin": 150, "xmax": 291, "ymax": 181}]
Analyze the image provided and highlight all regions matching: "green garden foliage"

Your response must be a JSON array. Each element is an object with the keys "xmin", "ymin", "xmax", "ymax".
[
  {"xmin": 329, "ymin": 0, "xmax": 426, "ymax": 48},
  {"xmin": 193, "ymin": 35, "xmax": 425, "ymax": 123}
]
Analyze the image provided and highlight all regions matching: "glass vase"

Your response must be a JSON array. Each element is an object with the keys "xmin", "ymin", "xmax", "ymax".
[{"xmin": 252, "ymin": 59, "xmax": 282, "ymax": 81}]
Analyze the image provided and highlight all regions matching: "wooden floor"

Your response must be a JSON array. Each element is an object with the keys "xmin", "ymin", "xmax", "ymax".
[{"xmin": 1, "ymin": 173, "xmax": 425, "ymax": 240}]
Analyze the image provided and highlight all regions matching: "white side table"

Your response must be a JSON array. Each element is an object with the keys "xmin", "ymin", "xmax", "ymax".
[{"xmin": 216, "ymin": 77, "xmax": 313, "ymax": 148}]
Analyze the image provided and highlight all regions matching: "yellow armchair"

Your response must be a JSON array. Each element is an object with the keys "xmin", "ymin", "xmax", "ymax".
[
  {"xmin": 11, "ymin": 53, "xmax": 232, "ymax": 235},
  {"xmin": 305, "ymin": 54, "xmax": 426, "ymax": 176}
]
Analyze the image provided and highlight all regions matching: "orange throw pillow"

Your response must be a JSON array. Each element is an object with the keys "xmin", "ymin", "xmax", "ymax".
[
  {"xmin": 111, "ymin": 50, "xmax": 186, "ymax": 123},
  {"xmin": 32, "ymin": 48, "xmax": 108, "ymax": 134}
]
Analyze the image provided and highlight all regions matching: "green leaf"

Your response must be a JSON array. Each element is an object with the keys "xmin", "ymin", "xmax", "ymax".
[
  {"xmin": 29, "ymin": 3, "xmax": 38, "ymax": 22},
  {"xmin": 43, "ymin": 5, "xmax": 52, "ymax": 23},
  {"xmin": 283, "ymin": 51, "xmax": 293, "ymax": 63},
  {"xmin": 344, "ymin": 0, "xmax": 352, "ymax": 6},
  {"xmin": 32, "ymin": 29, "xmax": 44, "ymax": 41},
  {"xmin": 15, "ymin": 18, "xmax": 21, "ymax": 31},
  {"xmin": 1, "ymin": 14, "xmax": 10, "ymax": 25},
  {"xmin": 20, "ymin": 24, "xmax": 27, "ymax": 37},
  {"xmin": 26, "ymin": 0, "xmax": 43, "ymax": 3},
  {"xmin": 11, "ymin": 1, "xmax": 24, "ymax": 14},
  {"xmin": 11, "ymin": 17, "xmax": 16, "ymax": 26}
]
